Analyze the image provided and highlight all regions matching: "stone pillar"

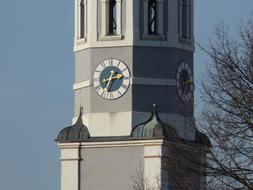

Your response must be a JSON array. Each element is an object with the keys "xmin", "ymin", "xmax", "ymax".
[
  {"xmin": 116, "ymin": 0, "xmax": 122, "ymax": 36},
  {"xmin": 59, "ymin": 143, "xmax": 80, "ymax": 190},
  {"xmin": 157, "ymin": 0, "xmax": 164, "ymax": 35}
]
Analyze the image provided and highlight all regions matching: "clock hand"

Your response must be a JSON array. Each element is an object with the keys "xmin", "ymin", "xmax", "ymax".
[
  {"xmin": 183, "ymin": 80, "xmax": 189, "ymax": 94},
  {"xmin": 181, "ymin": 78, "xmax": 194, "ymax": 94},
  {"xmin": 104, "ymin": 71, "xmax": 116, "ymax": 92},
  {"xmin": 103, "ymin": 73, "xmax": 124, "ymax": 83},
  {"xmin": 112, "ymin": 73, "xmax": 124, "ymax": 80}
]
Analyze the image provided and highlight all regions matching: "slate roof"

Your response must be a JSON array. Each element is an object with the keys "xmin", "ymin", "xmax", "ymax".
[
  {"xmin": 131, "ymin": 104, "xmax": 177, "ymax": 141},
  {"xmin": 55, "ymin": 106, "xmax": 210, "ymax": 147},
  {"xmin": 195, "ymin": 130, "xmax": 212, "ymax": 147},
  {"xmin": 56, "ymin": 108, "xmax": 90, "ymax": 142}
]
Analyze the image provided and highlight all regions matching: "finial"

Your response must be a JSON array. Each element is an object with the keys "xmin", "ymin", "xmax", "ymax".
[
  {"xmin": 152, "ymin": 104, "xmax": 157, "ymax": 115},
  {"xmin": 75, "ymin": 106, "xmax": 84, "ymax": 127},
  {"xmin": 79, "ymin": 106, "xmax": 83, "ymax": 116}
]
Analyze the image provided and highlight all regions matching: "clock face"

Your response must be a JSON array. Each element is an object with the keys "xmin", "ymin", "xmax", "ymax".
[
  {"xmin": 93, "ymin": 58, "xmax": 131, "ymax": 100},
  {"xmin": 176, "ymin": 62, "xmax": 194, "ymax": 102}
]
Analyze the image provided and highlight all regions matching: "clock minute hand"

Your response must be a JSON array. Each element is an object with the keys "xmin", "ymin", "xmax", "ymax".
[
  {"xmin": 104, "ymin": 71, "xmax": 115, "ymax": 92},
  {"xmin": 103, "ymin": 73, "xmax": 124, "ymax": 83}
]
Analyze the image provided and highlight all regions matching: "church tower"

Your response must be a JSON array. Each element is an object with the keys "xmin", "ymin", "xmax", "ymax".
[{"xmin": 56, "ymin": 0, "xmax": 209, "ymax": 189}]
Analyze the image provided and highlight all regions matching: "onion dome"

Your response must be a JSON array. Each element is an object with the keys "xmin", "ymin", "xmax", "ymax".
[
  {"xmin": 131, "ymin": 105, "xmax": 177, "ymax": 141},
  {"xmin": 56, "ymin": 108, "xmax": 90, "ymax": 142}
]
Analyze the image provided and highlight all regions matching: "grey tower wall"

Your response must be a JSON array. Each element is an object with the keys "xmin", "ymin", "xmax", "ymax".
[
  {"xmin": 74, "ymin": 46, "xmax": 193, "ymax": 115},
  {"xmin": 80, "ymin": 145, "xmax": 143, "ymax": 190}
]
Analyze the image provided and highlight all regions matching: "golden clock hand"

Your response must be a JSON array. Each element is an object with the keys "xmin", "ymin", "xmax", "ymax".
[
  {"xmin": 104, "ymin": 71, "xmax": 116, "ymax": 92},
  {"xmin": 112, "ymin": 74, "xmax": 124, "ymax": 80},
  {"xmin": 103, "ymin": 73, "xmax": 124, "ymax": 83}
]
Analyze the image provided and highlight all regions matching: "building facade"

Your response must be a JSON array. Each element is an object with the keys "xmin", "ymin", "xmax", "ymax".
[{"xmin": 56, "ymin": 0, "xmax": 209, "ymax": 189}]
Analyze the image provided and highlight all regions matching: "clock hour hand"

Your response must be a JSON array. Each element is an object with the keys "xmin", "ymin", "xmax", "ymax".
[
  {"xmin": 182, "ymin": 79, "xmax": 193, "ymax": 94},
  {"xmin": 112, "ymin": 73, "xmax": 124, "ymax": 80}
]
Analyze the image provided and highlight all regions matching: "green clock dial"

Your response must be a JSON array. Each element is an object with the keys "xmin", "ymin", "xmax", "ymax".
[{"xmin": 93, "ymin": 58, "xmax": 130, "ymax": 100}]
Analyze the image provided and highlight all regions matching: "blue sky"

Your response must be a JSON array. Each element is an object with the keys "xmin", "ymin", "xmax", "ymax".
[{"xmin": 0, "ymin": 0, "xmax": 252, "ymax": 189}]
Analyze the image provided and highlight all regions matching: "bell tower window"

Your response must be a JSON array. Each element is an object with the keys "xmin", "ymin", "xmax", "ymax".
[
  {"xmin": 148, "ymin": 0, "xmax": 157, "ymax": 35},
  {"xmin": 76, "ymin": 0, "xmax": 87, "ymax": 42},
  {"xmin": 100, "ymin": 0, "xmax": 122, "ymax": 40},
  {"xmin": 179, "ymin": 0, "xmax": 191, "ymax": 41},
  {"xmin": 80, "ymin": 0, "xmax": 85, "ymax": 38},
  {"xmin": 109, "ymin": 0, "xmax": 117, "ymax": 35},
  {"xmin": 143, "ymin": 0, "xmax": 165, "ymax": 40}
]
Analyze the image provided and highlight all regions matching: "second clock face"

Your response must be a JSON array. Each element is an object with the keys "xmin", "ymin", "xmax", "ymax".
[
  {"xmin": 176, "ymin": 62, "xmax": 194, "ymax": 102},
  {"xmin": 93, "ymin": 58, "xmax": 131, "ymax": 100}
]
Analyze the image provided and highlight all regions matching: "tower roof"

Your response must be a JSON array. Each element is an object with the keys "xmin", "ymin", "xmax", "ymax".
[
  {"xmin": 131, "ymin": 105, "xmax": 177, "ymax": 141},
  {"xmin": 195, "ymin": 130, "xmax": 212, "ymax": 147},
  {"xmin": 56, "ymin": 108, "xmax": 90, "ymax": 143}
]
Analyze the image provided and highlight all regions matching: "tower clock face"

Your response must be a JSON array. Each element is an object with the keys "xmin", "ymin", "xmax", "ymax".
[
  {"xmin": 176, "ymin": 62, "xmax": 194, "ymax": 102},
  {"xmin": 93, "ymin": 58, "xmax": 131, "ymax": 100}
]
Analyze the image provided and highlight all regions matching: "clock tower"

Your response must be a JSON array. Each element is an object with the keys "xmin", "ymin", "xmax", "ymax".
[
  {"xmin": 56, "ymin": 0, "xmax": 209, "ymax": 189},
  {"xmin": 72, "ymin": 0, "xmax": 195, "ymax": 139}
]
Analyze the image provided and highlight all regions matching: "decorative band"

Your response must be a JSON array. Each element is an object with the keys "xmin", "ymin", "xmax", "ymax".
[{"xmin": 73, "ymin": 77, "xmax": 176, "ymax": 90}]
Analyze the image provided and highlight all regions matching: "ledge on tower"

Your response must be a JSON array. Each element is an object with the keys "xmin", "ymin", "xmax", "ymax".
[
  {"xmin": 131, "ymin": 104, "xmax": 177, "ymax": 141},
  {"xmin": 56, "ymin": 108, "xmax": 90, "ymax": 143}
]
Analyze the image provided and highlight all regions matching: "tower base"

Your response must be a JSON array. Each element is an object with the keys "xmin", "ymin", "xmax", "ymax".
[{"xmin": 58, "ymin": 138, "xmax": 207, "ymax": 190}]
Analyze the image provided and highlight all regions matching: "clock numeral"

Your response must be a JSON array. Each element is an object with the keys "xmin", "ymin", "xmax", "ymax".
[
  {"xmin": 117, "ymin": 90, "xmax": 122, "ymax": 96},
  {"xmin": 93, "ymin": 78, "xmax": 99, "ymax": 82},
  {"xmin": 95, "ymin": 85, "xmax": 101, "ymax": 91},
  {"xmin": 122, "ymin": 84, "xmax": 128, "ymax": 89},
  {"xmin": 95, "ymin": 70, "xmax": 101, "ymax": 73},
  {"xmin": 109, "ymin": 93, "xmax": 114, "ymax": 99},
  {"xmin": 101, "ymin": 62, "xmax": 106, "ymax": 68},
  {"xmin": 101, "ymin": 91, "xmax": 107, "ymax": 98},
  {"xmin": 124, "ymin": 76, "xmax": 130, "ymax": 80},
  {"xmin": 121, "ymin": 68, "xmax": 127, "ymax": 72},
  {"xmin": 117, "ymin": 61, "xmax": 121, "ymax": 67},
  {"xmin": 108, "ymin": 59, "xmax": 113, "ymax": 66}
]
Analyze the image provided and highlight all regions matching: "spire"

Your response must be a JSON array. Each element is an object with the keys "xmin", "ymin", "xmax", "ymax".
[{"xmin": 75, "ymin": 106, "xmax": 84, "ymax": 128}]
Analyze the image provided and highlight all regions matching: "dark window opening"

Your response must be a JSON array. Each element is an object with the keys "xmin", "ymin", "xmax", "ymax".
[
  {"xmin": 109, "ymin": 0, "xmax": 117, "ymax": 35},
  {"xmin": 148, "ymin": 0, "xmax": 157, "ymax": 35},
  {"xmin": 181, "ymin": 0, "xmax": 188, "ymax": 39},
  {"xmin": 80, "ymin": 0, "xmax": 85, "ymax": 38}
]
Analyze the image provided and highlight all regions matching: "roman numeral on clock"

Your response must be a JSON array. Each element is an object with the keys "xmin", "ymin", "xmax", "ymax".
[
  {"xmin": 95, "ymin": 85, "xmax": 101, "ymax": 91},
  {"xmin": 101, "ymin": 62, "xmax": 106, "ymax": 68},
  {"xmin": 108, "ymin": 59, "xmax": 113, "ymax": 66},
  {"xmin": 122, "ymin": 84, "xmax": 128, "ymax": 89},
  {"xmin": 117, "ymin": 90, "xmax": 122, "ymax": 95}
]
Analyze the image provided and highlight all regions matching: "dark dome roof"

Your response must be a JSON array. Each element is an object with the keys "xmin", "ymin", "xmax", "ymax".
[
  {"xmin": 56, "ymin": 108, "xmax": 90, "ymax": 142},
  {"xmin": 195, "ymin": 130, "xmax": 212, "ymax": 147},
  {"xmin": 131, "ymin": 105, "xmax": 177, "ymax": 141}
]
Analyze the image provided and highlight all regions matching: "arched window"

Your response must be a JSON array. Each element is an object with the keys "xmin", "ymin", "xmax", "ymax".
[
  {"xmin": 181, "ymin": 0, "xmax": 188, "ymax": 39},
  {"xmin": 76, "ymin": 0, "xmax": 87, "ymax": 41},
  {"xmin": 143, "ymin": 0, "xmax": 165, "ymax": 40},
  {"xmin": 179, "ymin": 0, "xmax": 191, "ymax": 40},
  {"xmin": 109, "ymin": 0, "xmax": 117, "ymax": 35},
  {"xmin": 80, "ymin": 0, "xmax": 85, "ymax": 38},
  {"xmin": 148, "ymin": 0, "xmax": 157, "ymax": 35},
  {"xmin": 100, "ymin": 0, "xmax": 122, "ymax": 39}
]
